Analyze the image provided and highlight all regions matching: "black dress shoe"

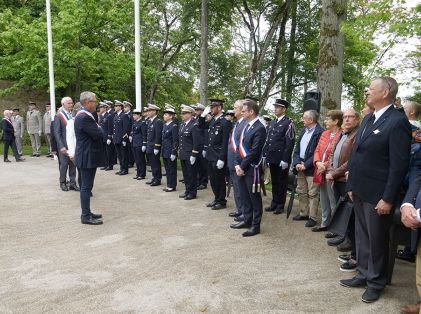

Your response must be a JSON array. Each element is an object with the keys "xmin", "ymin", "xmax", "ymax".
[
  {"xmin": 36, "ymin": 154, "xmax": 41, "ymax": 157},
  {"xmin": 184, "ymin": 194, "xmax": 196, "ymax": 200},
  {"xmin": 339, "ymin": 277, "xmax": 366, "ymax": 288},
  {"xmin": 179, "ymin": 179, "xmax": 185, "ymax": 183},
  {"xmin": 305, "ymin": 218, "xmax": 317, "ymax": 228},
  {"xmin": 119, "ymin": 171, "xmax": 128, "ymax": 176},
  {"xmin": 396, "ymin": 248, "xmax": 416, "ymax": 263},
  {"xmin": 60, "ymin": 183, "xmax": 69, "ymax": 191},
  {"xmin": 145, "ymin": 180, "xmax": 153, "ymax": 185},
  {"xmin": 91, "ymin": 213, "xmax": 102, "ymax": 219},
  {"xmin": 230, "ymin": 221, "xmax": 251, "ymax": 229},
  {"xmin": 31, "ymin": 154, "xmax": 37, "ymax": 157},
  {"xmin": 179, "ymin": 193, "xmax": 186, "ymax": 198},
  {"xmin": 100, "ymin": 167, "xmax": 107, "ymax": 170},
  {"xmin": 264, "ymin": 206, "xmax": 275, "ymax": 212},
  {"xmin": 105, "ymin": 167, "xmax": 113, "ymax": 171},
  {"xmin": 212, "ymin": 203, "xmax": 226, "ymax": 210},
  {"xmin": 292, "ymin": 214, "xmax": 309, "ymax": 221},
  {"xmin": 90, "ymin": 192, "xmax": 93, "ymax": 197},
  {"xmin": 69, "ymin": 184, "xmax": 80, "ymax": 191},
  {"xmin": 234, "ymin": 216, "xmax": 244, "ymax": 222},
  {"xmin": 325, "ymin": 232, "xmax": 337, "ymax": 239},
  {"xmin": 81, "ymin": 217, "xmax": 103, "ymax": 225},
  {"xmin": 16, "ymin": 158, "xmax": 25, "ymax": 162},
  {"xmin": 311, "ymin": 225, "xmax": 327, "ymax": 232},
  {"xmin": 115, "ymin": 171, "xmax": 122, "ymax": 175},
  {"xmin": 273, "ymin": 208, "xmax": 284, "ymax": 215},
  {"xmin": 150, "ymin": 181, "xmax": 161, "ymax": 186},
  {"xmin": 327, "ymin": 236, "xmax": 345, "ymax": 246},
  {"xmin": 163, "ymin": 188, "xmax": 175, "ymax": 192},
  {"xmin": 4, "ymin": 159, "xmax": 11, "ymax": 163},
  {"xmin": 137, "ymin": 176, "xmax": 146, "ymax": 180},
  {"xmin": 229, "ymin": 212, "xmax": 241, "ymax": 218},
  {"xmin": 133, "ymin": 176, "xmax": 139, "ymax": 179},
  {"xmin": 242, "ymin": 227, "xmax": 260, "ymax": 237},
  {"xmin": 197, "ymin": 184, "xmax": 207, "ymax": 190},
  {"xmin": 206, "ymin": 201, "xmax": 217, "ymax": 207},
  {"xmin": 361, "ymin": 288, "xmax": 381, "ymax": 303}
]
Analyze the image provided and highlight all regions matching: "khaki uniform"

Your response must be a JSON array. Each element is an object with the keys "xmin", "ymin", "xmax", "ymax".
[
  {"xmin": 11, "ymin": 115, "xmax": 24, "ymax": 155},
  {"xmin": 26, "ymin": 110, "xmax": 43, "ymax": 155},
  {"xmin": 43, "ymin": 111, "xmax": 52, "ymax": 154}
]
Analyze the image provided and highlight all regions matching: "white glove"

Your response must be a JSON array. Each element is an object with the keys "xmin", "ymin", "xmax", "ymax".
[
  {"xmin": 202, "ymin": 150, "xmax": 206, "ymax": 158},
  {"xmin": 122, "ymin": 141, "xmax": 126, "ymax": 147},
  {"xmin": 107, "ymin": 139, "xmax": 111, "ymax": 145},
  {"xmin": 170, "ymin": 154, "xmax": 176, "ymax": 161},
  {"xmin": 142, "ymin": 146, "xmax": 146, "ymax": 152},
  {"xmin": 190, "ymin": 156, "xmax": 196, "ymax": 165},
  {"xmin": 154, "ymin": 149, "xmax": 159, "ymax": 155},
  {"xmin": 201, "ymin": 106, "xmax": 211, "ymax": 117},
  {"xmin": 280, "ymin": 161, "xmax": 289, "ymax": 170},
  {"xmin": 129, "ymin": 136, "xmax": 132, "ymax": 143},
  {"xmin": 38, "ymin": 131, "xmax": 42, "ymax": 136},
  {"xmin": 216, "ymin": 159, "xmax": 224, "ymax": 169}
]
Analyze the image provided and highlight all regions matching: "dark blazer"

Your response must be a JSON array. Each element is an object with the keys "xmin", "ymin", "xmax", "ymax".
[
  {"xmin": 131, "ymin": 119, "xmax": 147, "ymax": 148},
  {"xmin": 74, "ymin": 110, "xmax": 105, "ymax": 169},
  {"xmin": 106, "ymin": 109, "xmax": 115, "ymax": 139},
  {"xmin": 146, "ymin": 116, "xmax": 163, "ymax": 154},
  {"xmin": 1, "ymin": 118, "xmax": 15, "ymax": 141},
  {"xmin": 161, "ymin": 121, "xmax": 179, "ymax": 158},
  {"xmin": 112, "ymin": 111, "xmax": 130, "ymax": 144},
  {"xmin": 403, "ymin": 172, "xmax": 421, "ymax": 204},
  {"xmin": 263, "ymin": 116, "xmax": 296, "ymax": 164},
  {"xmin": 292, "ymin": 123, "xmax": 324, "ymax": 176},
  {"xmin": 347, "ymin": 106, "xmax": 412, "ymax": 204},
  {"xmin": 227, "ymin": 119, "xmax": 247, "ymax": 170},
  {"xmin": 53, "ymin": 110, "xmax": 72, "ymax": 150},
  {"xmin": 99, "ymin": 111, "xmax": 110, "ymax": 142},
  {"xmin": 198, "ymin": 115, "xmax": 231, "ymax": 162},
  {"xmin": 235, "ymin": 119, "xmax": 267, "ymax": 172},
  {"xmin": 178, "ymin": 119, "xmax": 200, "ymax": 161}
]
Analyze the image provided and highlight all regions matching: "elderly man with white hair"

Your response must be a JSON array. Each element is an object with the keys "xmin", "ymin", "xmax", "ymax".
[{"xmin": 2, "ymin": 110, "xmax": 25, "ymax": 162}]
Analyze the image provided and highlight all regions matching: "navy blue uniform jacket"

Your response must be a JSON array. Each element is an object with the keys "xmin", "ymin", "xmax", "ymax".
[
  {"xmin": 179, "ymin": 120, "xmax": 201, "ymax": 161},
  {"xmin": 263, "ymin": 116, "xmax": 295, "ymax": 164},
  {"xmin": 146, "ymin": 117, "xmax": 164, "ymax": 154},
  {"xmin": 131, "ymin": 119, "xmax": 147, "ymax": 148},
  {"xmin": 161, "ymin": 121, "xmax": 179, "ymax": 158},
  {"xmin": 198, "ymin": 115, "xmax": 231, "ymax": 162}
]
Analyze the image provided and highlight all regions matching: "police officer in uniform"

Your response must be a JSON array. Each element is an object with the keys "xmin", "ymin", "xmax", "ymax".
[
  {"xmin": 98, "ymin": 102, "xmax": 110, "ymax": 170},
  {"xmin": 130, "ymin": 108, "xmax": 148, "ymax": 180},
  {"xmin": 194, "ymin": 104, "xmax": 208, "ymax": 190},
  {"xmin": 112, "ymin": 100, "xmax": 131, "ymax": 175},
  {"xmin": 263, "ymin": 99, "xmax": 296, "ymax": 214},
  {"xmin": 145, "ymin": 104, "xmax": 164, "ymax": 186},
  {"xmin": 179, "ymin": 105, "xmax": 201, "ymax": 200},
  {"xmin": 104, "ymin": 100, "xmax": 116, "ymax": 170},
  {"xmin": 123, "ymin": 101, "xmax": 135, "ymax": 168},
  {"xmin": 198, "ymin": 99, "xmax": 232, "ymax": 210},
  {"xmin": 161, "ymin": 104, "xmax": 179, "ymax": 192}
]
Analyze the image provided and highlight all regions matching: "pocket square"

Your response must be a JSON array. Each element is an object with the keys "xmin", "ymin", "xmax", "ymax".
[{"xmin": 373, "ymin": 129, "xmax": 380, "ymax": 134}]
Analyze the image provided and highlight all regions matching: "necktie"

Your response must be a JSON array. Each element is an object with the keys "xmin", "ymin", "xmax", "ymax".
[
  {"xmin": 362, "ymin": 114, "xmax": 375, "ymax": 136},
  {"xmin": 244, "ymin": 124, "xmax": 250, "ymax": 134}
]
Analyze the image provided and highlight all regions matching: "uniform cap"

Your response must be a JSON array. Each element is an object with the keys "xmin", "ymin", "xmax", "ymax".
[
  {"xmin": 263, "ymin": 115, "xmax": 272, "ymax": 121},
  {"xmin": 147, "ymin": 103, "xmax": 160, "ymax": 111},
  {"xmin": 195, "ymin": 103, "xmax": 206, "ymax": 110},
  {"xmin": 164, "ymin": 103, "xmax": 175, "ymax": 110},
  {"xmin": 104, "ymin": 100, "xmax": 113, "ymax": 106},
  {"xmin": 181, "ymin": 105, "xmax": 194, "ymax": 113},
  {"xmin": 123, "ymin": 101, "xmax": 133, "ymax": 107},
  {"xmin": 209, "ymin": 99, "xmax": 224, "ymax": 106},
  {"xmin": 133, "ymin": 109, "xmax": 142, "ymax": 114},
  {"xmin": 12, "ymin": 108, "xmax": 20, "ymax": 112},
  {"xmin": 225, "ymin": 110, "xmax": 235, "ymax": 116},
  {"xmin": 245, "ymin": 95, "xmax": 259, "ymax": 102},
  {"xmin": 163, "ymin": 108, "xmax": 176, "ymax": 114},
  {"xmin": 114, "ymin": 100, "xmax": 124, "ymax": 106},
  {"xmin": 273, "ymin": 99, "xmax": 289, "ymax": 108},
  {"xmin": 99, "ymin": 102, "xmax": 108, "ymax": 108}
]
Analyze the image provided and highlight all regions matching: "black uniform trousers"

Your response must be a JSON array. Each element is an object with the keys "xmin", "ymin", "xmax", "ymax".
[
  {"xmin": 208, "ymin": 161, "xmax": 227, "ymax": 205},
  {"xmin": 353, "ymin": 193, "xmax": 393, "ymax": 290},
  {"xmin": 58, "ymin": 152, "xmax": 76, "ymax": 185},
  {"xmin": 132, "ymin": 146, "xmax": 146, "ymax": 178},
  {"xmin": 163, "ymin": 158, "xmax": 177, "ymax": 189},
  {"xmin": 269, "ymin": 164, "xmax": 289, "ymax": 210},
  {"xmin": 147, "ymin": 152, "xmax": 162, "ymax": 183},
  {"xmin": 106, "ymin": 141, "xmax": 115, "ymax": 169},
  {"xmin": 127, "ymin": 142, "xmax": 135, "ymax": 166},
  {"xmin": 80, "ymin": 167, "xmax": 96, "ymax": 218},
  {"xmin": 3, "ymin": 139, "xmax": 19, "ymax": 161},
  {"xmin": 238, "ymin": 168, "xmax": 263, "ymax": 228},
  {"xmin": 197, "ymin": 154, "xmax": 208, "ymax": 186},
  {"xmin": 115, "ymin": 143, "xmax": 128, "ymax": 172},
  {"xmin": 181, "ymin": 160, "xmax": 197, "ymax": 197}
]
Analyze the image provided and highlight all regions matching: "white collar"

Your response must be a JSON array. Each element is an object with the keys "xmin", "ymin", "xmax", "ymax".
[
  {"xmin": 247, "ymin": 117, "xmax": 259, "ymax": 127},
  {"xmin": 374, "ymin": 104, "xmax": 393, "ymax": 121},
  {"xmin": 277, "ymin": 115, "xmax": 285, "ymax": 122},
  {"xmin": 150, "ymin": 115, "xmax": 156, "ymax": 122},
  {"xmin": 166, "ymin": 121, "xmax": 173, "ymax": 125}
]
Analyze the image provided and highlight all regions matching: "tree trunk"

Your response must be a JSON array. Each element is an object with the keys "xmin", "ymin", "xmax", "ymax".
[
  {"xmin": 285, "ymin": 0, "xmax": 297, "ymax": 104},
  {"xmin": 317, "ymin": 0, "xmax": 347, "ymax": 113},
  {"xmin": 199, "ymin": 0, "xmax": 208, "ymax": 106},
  {"xmin": 75, "ymin": 35, "xmax": 81, "ymax": 99}
]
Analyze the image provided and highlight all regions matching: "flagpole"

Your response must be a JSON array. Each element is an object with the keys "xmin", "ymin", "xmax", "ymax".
[
  {"xmin": 134, "ymin": 0, "xmax": 142, "ymax": 111},
  {"xmin": 46, "ymin": 0, "xmax": 56, "ymax": 119}
]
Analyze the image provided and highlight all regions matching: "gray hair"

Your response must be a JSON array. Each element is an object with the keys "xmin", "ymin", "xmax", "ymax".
[
  {"xmin": 79, "ymin": 91, "xmax": 96, "ymax": 106},
  {"xmin": 304, "ymin": 109, "xmax": 319, "ymax": 122},
  {"xmin": 61, "ymin": 96, "xmax": 73, "ymax": 105},
  {"xmin": 377, "ymin": 76, "xmax": 398, "ymax": 101},
  {"xmin": 343, "ymin": 107, "xmax": 360, "ymax": 119}
]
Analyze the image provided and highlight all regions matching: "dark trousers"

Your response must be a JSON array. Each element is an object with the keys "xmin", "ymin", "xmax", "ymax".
[
  {"xmin": 147, "ymin": 152, "xmax": 162, "ymax": 182},
  {"xmin": 106, "ymin": 141, "xmax": 115, "ymax": 168},
  {"xmin": 127, "ymin": 141, "xmax": 135, "ymax": 166},
  {"xmin": 230, "ymin": 169, "xmax": 243, "ymax": 215},
  {"xmin": 238, "ymin": 168, "xmax": 263, "ymax": 227},
  {"xmin": 353, "ymin": 194, "xmax": 393, "ymax": 290},
  {"xmin": 197, "ymin": 154, "xmax": 208, "ymax": 186},
  {"xmin": 269, "ymin": 164, "xmax": 289, "ymax": 210},
  {"xmin": 181, "ymin": 159, "xmax": 197, "ymax": 197},
  {"xmin": 133, "ymin": 146, "xmax": 146, "ymax": 177},
  {"xmin": 80, "ymin": 167, "xmax": 97, "ymax": 218},
  {"xmin": 3, "ymin": 139, "xmax": 19, "ymax": 161},
  {"xmin": 208, "ymin": 161, "xmax": 227, "ymax": 204},
  {"xmin": 163, "ymin": 157, "xmax": 177, "ymax": 189},
  {"xmin": 115, "ymin": 143, "xmax": 128, "ymax": 172},
  {"xmin": 58, "ymin": 152, "xmax": 76, "ymax": 185}
]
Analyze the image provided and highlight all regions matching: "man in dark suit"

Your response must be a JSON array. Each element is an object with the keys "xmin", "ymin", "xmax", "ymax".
[
  {"xmin": 98, "ymin": 102, "xmax": 110, "ymax": 170},
  {"xmin": 194, "ymin": 104, "xmax": 208, "ymax": 190},
  {"xmin": 198, "ymin": 99, "xmax": 232, "ymax": 210},
  {"xmin": 227, "ymin": 100, "xmax": 248, "ymax": 221},
  {"xmin": 400, "ymin": 172, "xmax": 421, "ymax": 314},
  {"xmin": 54, "ymin": 97, "xmax": 79, "ymax": 192},
  {"xmin": 130, "ymin": 109, "xmax": 147, "ymax": 180},
  {"xmin": 145, "ymin": 104, "xmax": 164, "ymax": 186},
  {"xmin": 123, "ymin": 101, "xmax": 135, "ymax": 168},
  {"xmin": 230, "ymin": 99, "xmax": 267, "ymax": 237},
  {"xmin": 2, "ymin": 110, "xmax": 24, "ymax": 162},
  {"xmin": 263, "ymin": 99, "xmax": 296, "ymax": 215},
  {"xmin": 112, "ymin": 100, "xmax": 130, "ymax": 175},
  {"xmin": 161, "ymin": 105, "xmax": 179, "ymax": 192},
  {"xmin": 341, "ymin": 77, "xmax": 412, "ymax": 303},
  {"xmin": 74, "ymin": 91, "xmax": 104, "ymax": 225},
  {"xmin": 104, "ymin": 100, "xmax": 115, "ymax": 171}
]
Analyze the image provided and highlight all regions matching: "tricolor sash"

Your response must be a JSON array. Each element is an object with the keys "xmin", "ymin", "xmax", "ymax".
[{"xmin": 238, "ymin": 126, "xmax": 249, "ymax": 159}]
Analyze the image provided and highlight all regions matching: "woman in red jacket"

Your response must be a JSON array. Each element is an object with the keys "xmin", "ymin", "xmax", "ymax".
[{"xmin": 309, "ymin": 110, "xmax": 343, "ymax": 230}]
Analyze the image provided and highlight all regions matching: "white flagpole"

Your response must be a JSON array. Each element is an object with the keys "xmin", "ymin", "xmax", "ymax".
[
  {"xmin": 134, "ymin": 0, "xmax": 142, "ymax": 111},
  {"xmin": 46, "ymin": 0, "xmax": 56, "ymax": 119}
]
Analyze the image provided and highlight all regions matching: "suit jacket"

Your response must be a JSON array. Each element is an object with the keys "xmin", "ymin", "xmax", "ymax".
[
  {"xmin": 53, "ymin": 109, "xmax": 73, "ymax": 150},
  {"xmin": 99, "ymin": 111, "xmax": 110, "ymax": 142},
  {"xmin": 2, "ymin": 118, "xmax": 15, "ymax": 141},
  {"xmin": 235, "ymin": 119, "xmax": 267, "ymax": 172},
  {"xmin": 43, "ymin": 111, "xmax": 52, "ymax": 134},
  {"xmin": 263, "ymin": 116, "xmax": 296, "ymax": 164},
  {"xmin": 74, "ymin": 110, "xmax": 105, "ymax": 169},
  {"xmin": 161, "ymin": 121, "xmax": 179, "ymax": 158},
  {"xmin": 198, "ymin": 115, "xmax": 231, "ymax": 162},
  {"xmin": 146, "ymin": 116, "xmax": 163, "ymax": 154},
  {"xmin": 346, "ymin": 106, "xmax": 412, "ymax": 204},
  {"xmin": 292, "ymin": 124, "xmax": 324, "ymax": 176},
  {"xmin": 178, "ymin": 119, "xmax": 200, "ymax": 161},
  {"xmin": 11, "ymin": 115, "xmax": 24, "ymax": 138},
  {"xmin": 227, "ymin": 119, "xmax": 247, "ymax": 170},
  {"xmin": 26, "ymin": 110, "xmax": 42, "ymax": 134},
  {"xmin": 106, "ymin": 109, "xmax": 115, "ymax": 140},
  {"xmin": 131, "ymin": 119, "xmax": 147, "ymax": 148},
  {"xmin": 112, "ymin": 111, "xmax": 130, "ymax": 144}
]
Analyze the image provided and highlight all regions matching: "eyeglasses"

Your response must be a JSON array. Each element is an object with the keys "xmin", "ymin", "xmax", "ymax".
[{"xmin": 343, "ymin": 115, "xmax": 356, "ymax": 119}]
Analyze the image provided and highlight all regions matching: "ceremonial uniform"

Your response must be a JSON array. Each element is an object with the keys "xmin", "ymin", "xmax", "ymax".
[
  {"xmin": 131, "ymin": 117, "xmax": 147, "ymax": 179},
  {"xmin": 105, "ymin": 107, "xmax": 116, "ymax": 170},
  {"xmin": 26, "ymin": 107, "xmax": 43, "ymax": 156},
  {"xmin": 112, "ymin": 109, "xmax": 131, "ymax": 174},
  {"xmin": 11, "ymin": 112, "xmax": 24, "ymax": 156},
  {"xmin": 43, "ymin": 109, "xmax": 52, "ymax": 155},
  {"xmin": 162, "ymin": 120, "xmax": 179, "ymax": 190},
  {"xmin": 146, "ymin": 113, "xmax": 164, "ymax": 185}
]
